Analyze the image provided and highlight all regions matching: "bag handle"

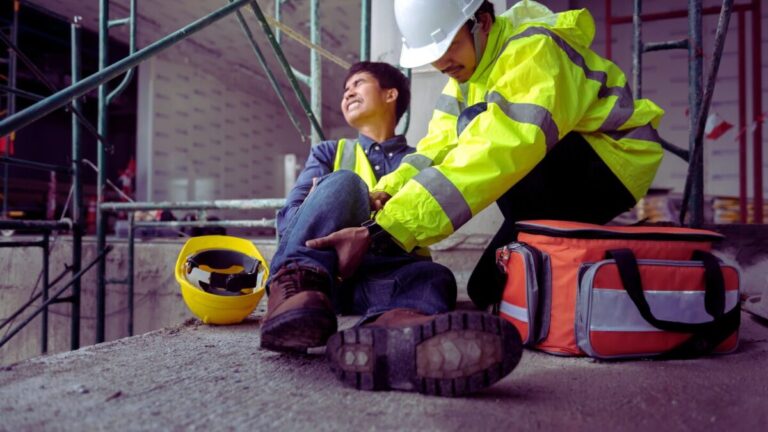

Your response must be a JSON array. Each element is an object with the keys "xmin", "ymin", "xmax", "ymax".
[{"xmin": 605, "ymin": 248, "xmax": 739, "ymax": 358}]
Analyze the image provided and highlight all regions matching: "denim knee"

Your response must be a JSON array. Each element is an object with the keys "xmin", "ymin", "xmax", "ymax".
[{"xmin": 317, "ymin": 170, "xmax": 369, "ymax": 200}]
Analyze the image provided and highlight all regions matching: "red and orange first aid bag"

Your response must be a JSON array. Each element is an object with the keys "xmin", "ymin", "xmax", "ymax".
[{"xmin": 495, "ymin": 220, "xmax": 740, "ymax": 359}]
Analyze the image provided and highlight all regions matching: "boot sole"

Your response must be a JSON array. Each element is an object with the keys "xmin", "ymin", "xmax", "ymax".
[
  {"xmin": 326, "ymin": 311, "xmax": 522, "ymax": 397},
  {"xmin": 261, "ymin": 308, "xmax": 338, "ymax": 353}
]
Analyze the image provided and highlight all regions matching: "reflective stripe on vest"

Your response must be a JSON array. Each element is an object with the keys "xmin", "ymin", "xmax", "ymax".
[{"xmin": 333, "ymin": 138, "xmax": 377, "ymax": 190}]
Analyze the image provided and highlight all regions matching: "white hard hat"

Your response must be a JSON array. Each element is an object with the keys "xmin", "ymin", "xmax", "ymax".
[{"xmin": 395, "ymin": 0, "xmax": 485, "ymax": 68}]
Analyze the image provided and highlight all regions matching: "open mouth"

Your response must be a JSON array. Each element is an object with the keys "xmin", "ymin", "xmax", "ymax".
[{"xmin": 346, "ymin": 100, "xmax": 362, "ymax": 111}]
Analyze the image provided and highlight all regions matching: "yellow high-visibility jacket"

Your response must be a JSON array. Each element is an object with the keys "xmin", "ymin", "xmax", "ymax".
[{"xmin": 374, "ymin": 8, "xmax": 665, "ymax": 252}]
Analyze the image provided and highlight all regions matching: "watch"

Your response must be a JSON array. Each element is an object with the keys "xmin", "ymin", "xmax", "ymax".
[{"xmin": 361, "ymin": 219, "xmax": 392, "ymax": 253}]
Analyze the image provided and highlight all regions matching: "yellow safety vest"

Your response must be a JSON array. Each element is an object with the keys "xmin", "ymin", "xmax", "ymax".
[
  {"xmin": 332, "ymin": 138, "xmax": 377, "ymax": 190},
  {"xmin": 374, "ymin": 8, "xmax": 665, "ymax": 252}
]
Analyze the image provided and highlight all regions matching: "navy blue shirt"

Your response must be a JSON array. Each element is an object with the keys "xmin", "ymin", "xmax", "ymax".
[{"xmin": 277, "ymin": 134, "xmax": 413, "ymax": 237}]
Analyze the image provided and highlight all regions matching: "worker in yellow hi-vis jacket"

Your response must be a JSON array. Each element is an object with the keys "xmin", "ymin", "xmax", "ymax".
[{"xmin": 308, "ymin": 0, "xmax": 665, "ymax": 310}]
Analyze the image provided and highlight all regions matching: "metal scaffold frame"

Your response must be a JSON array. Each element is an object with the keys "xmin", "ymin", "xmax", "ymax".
[
  {"xmin": 0, "ymin": 0, "xmax": 373, "ymax": 352},
  {"xmin": 605, "ymin": 0, "xmax": 763, "ymax": 226}
]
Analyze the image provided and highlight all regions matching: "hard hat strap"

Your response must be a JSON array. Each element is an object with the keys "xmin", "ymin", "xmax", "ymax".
[{"xmin": 469, "ymin": 17, "xmax": 484, "ymax": 71}]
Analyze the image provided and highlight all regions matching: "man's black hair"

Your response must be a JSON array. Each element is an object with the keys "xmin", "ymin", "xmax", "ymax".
[
  {"xmin": 343, "ymin": 61, "xmax": 411, "ymax": 123},
  {"xmin": 464, "ymin": 0, "xmax": 496, "ymax": 32}
]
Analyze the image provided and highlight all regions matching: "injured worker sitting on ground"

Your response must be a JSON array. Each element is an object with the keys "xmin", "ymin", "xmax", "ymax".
[
  {"xmin": 261, "ymin": 61, "xmax": 523, "ymax": 397},
  {"xmin": 297, "ymin": 0, "xmax": 667, "ymax": 390}
]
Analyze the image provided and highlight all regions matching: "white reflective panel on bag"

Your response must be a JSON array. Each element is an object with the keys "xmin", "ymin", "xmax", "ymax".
[
  {"xmin": 589, "ymin": 289, "xmax": 740, "ymax": 332},
  {"xmin": 500, "ymin": 300, "xmax": 529, "ymax": 323}
]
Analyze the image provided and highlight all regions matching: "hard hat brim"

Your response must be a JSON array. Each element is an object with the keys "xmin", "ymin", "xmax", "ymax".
[{"xmin": 399, "ymin": 24, "xmax": 462, "ymax": 69}]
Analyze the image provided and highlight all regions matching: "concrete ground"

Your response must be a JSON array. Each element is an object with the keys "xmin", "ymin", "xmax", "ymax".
[{"xmin": 1, "ymin": 310, "xmax": 767, "ymax": 431}]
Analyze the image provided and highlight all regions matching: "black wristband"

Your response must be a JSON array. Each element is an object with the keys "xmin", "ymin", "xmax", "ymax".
[{"xmin": 361, "ymin": 219, "xmax": 393, "ymax": 253}]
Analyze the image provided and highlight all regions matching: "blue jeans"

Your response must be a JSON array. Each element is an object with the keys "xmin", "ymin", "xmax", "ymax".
[{"xmin": 269, "ymin": 170, "xmax": 457, "ymax": 319}]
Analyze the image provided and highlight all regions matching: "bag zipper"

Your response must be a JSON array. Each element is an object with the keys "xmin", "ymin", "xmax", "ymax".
[{"xmin": 516, "ymin": 222, "xmax": 723, "ymax": 242}]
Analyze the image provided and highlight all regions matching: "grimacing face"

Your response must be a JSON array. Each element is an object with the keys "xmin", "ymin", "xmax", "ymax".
[{"xmin": 341, "ymin": 71, "xmax": 394, "ymax": 127}]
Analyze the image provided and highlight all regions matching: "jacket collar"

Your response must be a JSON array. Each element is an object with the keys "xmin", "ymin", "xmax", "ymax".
[{"xmin": 468, "ymin": 16, "xmax": 510, "ymax": 84}]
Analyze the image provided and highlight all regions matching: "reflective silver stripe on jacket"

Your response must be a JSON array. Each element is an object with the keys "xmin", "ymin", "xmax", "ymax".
[
  {"xmin": 500, "ymin": 300, "xmax": 529, "ymax": 323},
  {"xmin": 413, "ymin": 167, "xmax": 473, "ymax": 231},
  {"xmin": 435, "ymin": 93, "xmax": 463, "ymax": 117},
  {"xmin": 500, "ymin": 26, "xmax": 635, "ymax": 132},
  {"xmin": 402, "ymin": 154, "xmax": 433, "ymax": 171},
  {"xmin": 587, "ymin": 289, "xmax": 739, "ymax": 332},
  {"xmin": 338, "ymin": 138, "xmax": 357, "ymax": 171},
  {"xmin": 486, "ymin": 91, "xmax": 560, "ymax": 150}
]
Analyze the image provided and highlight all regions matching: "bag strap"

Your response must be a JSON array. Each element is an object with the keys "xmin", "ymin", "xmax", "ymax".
[{"xmin": 606, "ymin": 248, "xmax": 739, "ymax": 358}]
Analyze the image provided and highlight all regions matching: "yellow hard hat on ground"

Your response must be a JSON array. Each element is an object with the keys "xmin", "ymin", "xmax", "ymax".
[{"xmin": 175, "ymin": 235, "xmax": 269, "ymax": 325}]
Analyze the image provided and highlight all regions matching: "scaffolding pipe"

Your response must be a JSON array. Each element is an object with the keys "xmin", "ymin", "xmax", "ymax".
[
  {"xmin": 100, "ymin": 198, "xmax": 285, "ymax": 211},
  {"xmin": 96, "ymin": 0, "xmax": 110, "ymax": 344},
  {"xmin": 687, "ymin": 0, "xmax": 704, "ymax": 227},
  {"xmin": 397, "ymin": 68, "xmax": 413, "ymax": 136},
  {"xmin": 41, "ymin": 232, "xmax": 50, "ymax": 354},
  {"xmin": 738, "ymin": 11, "xmax": 747, "ymax": 223},
  {"xmin": 134, "ymin": 219, "xmax": 276, "ymax": 229},
  {"xmin": 2, "ymin": 0, "xmax": 19, "ymax": 218},
  {"xmin": 0, "ymin": 84, "xmax": 44, "ymax": 101},
  {"xmin": 680, "ymin": 0, "xmax": 733, "ymax": 227},
  {"xmin": 249, "ymin": 0, "xmax": 325, "ymax": 141},
  {"xmin": 0, "ymin": 156, "xmax": 70, "ymax": 173},
  {"xmin": 310, "ymin": 0, "xmax": 322, "ymax": 143},
  {"xmin": 0, "ymin": 0, "xmax": 254, "ymax": 137},
  {"xmin": 127, "ymin": 213, "xmax": 135, "ymax": 336},
  {"xmin": 233, "ymin": 8, "xmax": 306, "ymax": 141},
  {"xmin": 70, "ymin": 16, "xmax": 83, "ymax": 349},
  {"xmin": 632, "ymin": 0, "xmax": 642, "ymax": 98},
  {"xmin": 0, "ymin": 246, "xmax": 113, "ymax": 350},
  {"xmin": 604, "ymin": 0, "xmax": 612, "ymax": 59},
  {"xmin": 360, "ymin": 0, "xmax": 371, "ymax": 61},
  {"xmin": 0, "ymin": 240, "xmax": 48, "ymax": 248},
  {"xmin": 751, "ymin": 0, "xmax": 763, "ymax": 223},
  {"xmin": 274, "ymin": 0, "xmax": 281, "ymax": 43},
  {"xmin": 107, "ymin": 0, "xmax": 137, "ymax": 105},
  {"xmin": 610, "ymin": 3, "xmax": 750, "ymax": 24},
  {"xmin": 0, "ymin": 220, "xmax": 71, "ymax": 230},
  {"xmin": 643, "ymin": 39, "xmax": 688, "ymax": 53}
]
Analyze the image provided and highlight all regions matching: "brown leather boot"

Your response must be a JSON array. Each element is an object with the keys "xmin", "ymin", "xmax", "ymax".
[
  {"xmin": 326, "ymin": 309, "xmax": 522, "ymax": 397},
  {"xmin": 260, "ymin": 264, "xmax": 337, "ymax": 352}
]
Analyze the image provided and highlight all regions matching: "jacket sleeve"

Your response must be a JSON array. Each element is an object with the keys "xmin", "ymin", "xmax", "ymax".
[
  {"xmin": 376, "ymin": 32, "xmax": 597, "ymax": 251},
  {"xmin": 276, "ymin": 141, "xmax": 335, "ymax": 237}
]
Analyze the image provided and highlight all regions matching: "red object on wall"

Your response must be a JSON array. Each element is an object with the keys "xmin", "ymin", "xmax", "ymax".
[
  {"xmin": 0, "ymin": 135, "xmax": 13, "ymax": 156},
  {"xmin": 704, "ymin": 112, "xmax": 733, "ymax": 140}
]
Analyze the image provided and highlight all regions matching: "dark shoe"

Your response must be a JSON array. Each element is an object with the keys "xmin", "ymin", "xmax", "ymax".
[
  {"xmin": 326, "ymin": 309, "xmax": 522, "ymax": 397},
  {"xmin": 260, "ymin": 264, "xmax": 337, "ymax": 352}
]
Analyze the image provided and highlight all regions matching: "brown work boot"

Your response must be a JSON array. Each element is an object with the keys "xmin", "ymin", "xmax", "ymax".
[
  {"xmin": 260, "ymin": 264, "xmax": 337, "ymax": 353},
  {"xmin": 326, "ymin": 309, "xmax": 522, "ymax": 397}
]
